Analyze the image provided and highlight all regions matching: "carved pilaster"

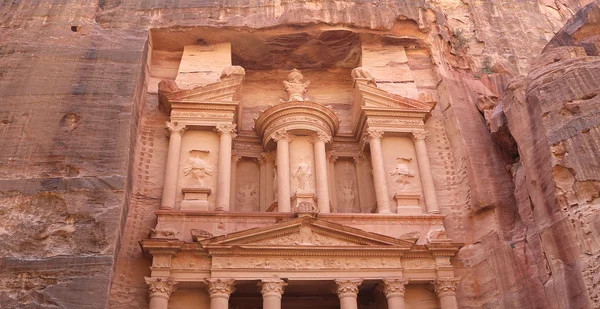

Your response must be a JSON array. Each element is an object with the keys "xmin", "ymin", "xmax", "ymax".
[
  {"xmin": 381, "ymin": 278, "xmax": 408, "ymax": 298},
  {"xmin": 145, "ymin": 277, "xmax": 177, "ymax": 299},
  {"xmin": 165, "ymin": 121, "xmax": 187, "ymax": 135},
  {"xmin": 259, "ymin": 278, "xmax": 288, "ymax": 298},
  {"xmin": 412, "ymin": 131, "xmax": 428, "ymax": 141},
  {"xmin": 432, "ymin": 278, "xmax": 460, "ymax": 298},
  {"xmin": 272, "ymin": 129, "xmax": 288, "ymax": 142},
  {"xmin": 334, "ymin": 279, "xmax": 363, "ymax": 298},
  {"xmin": 205, "ymin": 278, "xmax": 236, "ymax": 299}
]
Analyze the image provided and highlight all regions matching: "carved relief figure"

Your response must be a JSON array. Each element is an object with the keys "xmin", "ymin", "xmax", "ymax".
[
  {"xmin": 183, "ymin": 150, "xmax": 213, "ymax": 187},
  {"xmin": 351, "ymin": 67, "xmax": 377, "ymax": 87},
  {"xmin": 339, "ymin": 180, "xmax": 356, "ymax": 210},
  {"xmin": 293, "ymin": 162, "xmax": 313, "ymax": 192},
  {"xmin": 298, "ymin": 225, "xmax": 314, "ymax": 245},
  {"xmin": 273, "ymin": 166, "xmax": 278, "ymax": 198},
  {"xmin": 389, "ymin": 157, "xmax": 415, "ymax": 190},
  {"xmin": 282, "ymin": 69, "xmax": 310, "ymax": 102},
  {"xmin": 237, "ymin": 184, "xmax": 258, "ymax": 211}
]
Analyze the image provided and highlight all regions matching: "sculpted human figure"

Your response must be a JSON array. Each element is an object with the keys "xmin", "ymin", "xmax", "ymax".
[
  {"xmin": 339, "ymin": 180, "xmax": 356, "ymax": 209},
  {"xmin": 183, "ymin": 150, "xmax": 213, "ymax": 186},
  {"xmin": 389, "ymin": 157, "xmax": 415, "ymax": 189},
  {"xmin": 282, "ymin": 69, "xmax": 310, "ymax": 101},
  {"xmin": 237, "ymin": 184, "xmax": 258, "ymax": 211},
  {"xmin": 293, "ymin": 162, "xmax": 312, "ymax": 192}
]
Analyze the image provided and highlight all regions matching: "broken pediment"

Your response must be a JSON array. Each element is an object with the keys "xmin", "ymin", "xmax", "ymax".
[
  {"xmin": 353, "ymin": 81, "xmax": 433, "ymax": 113},
  {"xmin": 199, "ymin": 217, "xmax": 416, "ymax": 249}
]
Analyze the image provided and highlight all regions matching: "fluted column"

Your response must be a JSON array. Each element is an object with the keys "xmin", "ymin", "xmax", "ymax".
[
  {"xmin": 214, "ymin": 124, "xmax": 236, "ymax": 211},
  {"xmin": 382, "ymin": 278, "xmax": 408, "ymax": 309},
  {"xmin": 145, "ymin": 277, "xmax": 177, "ymax": 309},
  {"xmin": 263, "ymin": 152, "xmax": 276, "ymax": 210},
  {"xmin": 334, "ymin": 279, "xmax": 363, "ymax": 309},
  {"xmin": 327, "ymin": 151, "xmax": 338, "ymax": 212},
  {"xmin": 229, "ymin": 153, "xmax": 242, "ymax": 210},
  {"xmin": 273, "ymin": 130, "xmax": 291, "ymax": 212},
  {"xmin": 161, "ymin": 122, "xmax": 187, "ymax": 209},
  {"xmin": 412, "ymin": 131, "xmax": 440, "ymax": 214},
  {"xmin": 432, "ymin": 278, "xmax": 460, "ymax": 309},
  {"xmin": 260, "ymin": 278, "xmax": 287, "ymax": 309},
  {"xmin": 206, "ymin": 279, "xmax": 236, "ymax": 309},
  {"xmin": 364, "ymin": 129, "xmax": 392, "ymax": 214},
  {"xmin": 311, "ymin": 132, "xmax": 331, "ymax": 213}
]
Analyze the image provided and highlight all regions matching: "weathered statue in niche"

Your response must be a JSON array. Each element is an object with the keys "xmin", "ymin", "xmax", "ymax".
[
  {"xmin": 273, "ymin": 166, "xmax": 278, "ymax": 198},
  {"xmin": 293, "ymin": 162, "xmax": 313, "ymax": 192},
  {"xmin": 183, "ymin": 150, "xmax": 213, "ymax": 187},
  {"xmin": 237, "ymin": 184, "xmax": 258, "ymax": 212},
  {"xmin": 389, "ymin": 157, "xmax": 415, "ymax": 190},
  {"xmin": 338, "ymin": 180, "xmax": 356, "ymax": 211},
  {"xmin": 282, "ymin": 69, "xmax": 310, "ymax": 102}
]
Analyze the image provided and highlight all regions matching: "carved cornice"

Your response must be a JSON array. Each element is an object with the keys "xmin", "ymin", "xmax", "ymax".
[
  {"xmin": 432, "ymin": 278, "xmax": 460, "ymax": 297},
  {"xmin": 205, "ymin": 278, "xmax": 236, "ymax": 298},
  {"xmin": 259, "ymin": 278, "xmax": 288, "ymax": 298},
  {"xmin": 165, "ymin": 121, "xmax": 187, "ymax": 135},
  {"xmin": 215, "ymin": 123, "xmax": 237, "ymax": 135},
  {"xmin": 381, "ymin": 278, "xmax": 408, "ymax": 298},
  {"xmin": 334, "ymin": 279, "xmax": 363, "ymax": 298},
  {"xmin": 145, "ymin": 277, "xmax": 177, "ymax": 298},
  {"xmin": 412, "ymin": 131, "xmax": 428, "ymax": 141}
]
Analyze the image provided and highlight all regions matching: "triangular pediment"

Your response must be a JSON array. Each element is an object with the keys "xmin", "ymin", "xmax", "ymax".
[
  {"xmin": 158, "ymin": 76, "xmax": 244, "ymax": 112},
  {"xmin": 354, "ymin": 82, "xmax": 433, "ymax": 113},
  {"xmin": 199, "ymin": 217, "xmax": 415, "ymax": 249}
]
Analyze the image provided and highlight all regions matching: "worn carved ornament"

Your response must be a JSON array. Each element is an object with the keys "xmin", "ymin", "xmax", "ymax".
[
  {"xmin": 382, "ymin": 278, "xmax": 408, "ymax": 298},
  {"xmin": 412, "ymin": 131, "xmax": 428, "ymax": 141},
  {"xmin": 260, "ymin": 279, "xmax": 288, "ymax": 297},
  {"xmin": 334, "ymin": 279, "xmax": 363, "ymax": 297},
  {"xmin": 205, "ymin": 278, "xmax": 236, "ymax": 297},
  {"xmin": 432, "ymin": 278, "xmax": 460, "ymax": 297},
  {"xmin": 165, "ymin": 121, "xmax": 187, "ymax": 134},
  {"xmin": 215, "ymin": 123, "xmax": 237, "ymax": 135},
  {"xmin": 282, "ymin": 69, "xmax": 310, "ymax": 102},
  {"xmin": 309, "ymin": 131, "xmax": 332, "ymax": 143},
  {"xmin": 272, "ymin": 129, "xmax": 288, "ymax": 142},
  {"xmin": 351, "ymin": 67, "xmax": 377, "ymax": 87},
  {"xmin": 145, "ymin": 277, "xmax": 177, "ymax": 296},
  {"xmin": 364, "ymin": 128, "xmax": 384, "ymax": 141}
]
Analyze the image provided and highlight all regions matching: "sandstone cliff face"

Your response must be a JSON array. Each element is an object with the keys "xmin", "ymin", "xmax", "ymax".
[{"xmin": 0, "ymin": 0, "xmax": 597, "ymax": 308}]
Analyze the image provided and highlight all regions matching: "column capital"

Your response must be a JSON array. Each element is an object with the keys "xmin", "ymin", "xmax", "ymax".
[
  {"xmin": 352, "ymin": 154, "xmax": 365, "ymax": 164},
  {"xmin": 381, "ymin": 278, "xmax": 408, "ymax": 299},
  {"xmin": 145, "ymin": 277, "xmax": 177, "ymax": 299},
  {"xmin": 309, "ymin": 131, "xmax": 332, "ymax": 144},
  {"xmin": 231, "ymin": 152, "xmax": 242, "ymax": 164},
  {"xmin": 412, "ymin": 131, "xmax": 428, "ymax": 141},
  {"xmin": 165, "ymin": 121, "xmax": 187, "ymax": 135},
  {"xmin": 327, "ymin": 150, "xmax": 339, "ymax": 163},
  {"xmin": 261, "ymin": 152, "xmax": 276, "ymax": 162},
  {"xmin": 215, "ymin": 123, "xmax": 237, "ymax": 135},
  {"xmin": 272, "ymin": 129, "xmax": 288, "ymax": 142},
  {"xmin": 259, "ymin": 278, "xmax": 288, "ymax": 298},
  {"xmin": 432, "ymin": 278, "xmax": 460, "ymax": 298},
  {"xmin": 362, "ymin": 128, "xmax": 384, "ymax": 145},
  {"xmin": 205, "ymin": 278, "xmax": 236, "ymax": 299},
  {"xmin": 334, "ymin": 279, "xmax": 363, "ymax": 298}
]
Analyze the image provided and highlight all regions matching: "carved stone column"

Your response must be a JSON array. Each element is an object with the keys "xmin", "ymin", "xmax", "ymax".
[
  {"xmin": 229, "ymin": 153, "xmax": 242, "ymax": 210},
  {"xmin": 161, "ymin": 121, "xmax": 187, "ymax": 210},
  {"xmin": 215, "ymin": 124, "xmax": 236, "ymax": 211},
  {"xmin": 274, "ymin": 130, "xmax": 291, "ymax": 212},
  {"xmin": 258, "ymin": 155, "xmax": 267, "ymax": 211},
  {"xmin": 327, "ymin": 151, "xmax": 338, "ymax": 212},
  {"xmin": 260, "ymin": 278, "xmax": 287, "ymax": 309},
  {"xmin": 311, "ymin": 132, "xmax": 331, "ymax": 213},
  {"xmin": 145, "ymin": 277, "xmax": 177, "ymax": 309},
  {"xmin": 364, "ymin": 129, "xmax": 392, "ymax": 214},
  {"xmin": 334, "ymin": 279, "xmax": 363, "ymax": 309},
  {"xmin": 206, "ymin": 278, "xmax": 236, "ymax": 309},
  {"xmin": 263, "ymin": 152, "xmax": 276, "ymax": 210},
  {"xmin": 412, "ymin": 131, "xmax": 440, "ymax": 214},
  {"xmin": 432, "ymin": 278, "xmax": 460, "ymax": 309},
  {"xmin": 382, "ymin": 278, "xmax": 408, "ymax": 309}
]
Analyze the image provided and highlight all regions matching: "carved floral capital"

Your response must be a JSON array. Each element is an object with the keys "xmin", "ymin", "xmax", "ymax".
[
  {"xmin": 364, "ymin": 128, "xmax": 384, "ymax": 141},
  {"xmin": 215, "ymin": 123, "xmax": 237, "ymax": 135},
  {"xmin": 259, "ymin": 278, "xmax": 288, "ymax": 298},
  {"xmin": 261, "ymin": 152, "xmax": 276, "ymax": 162},
  {"xmin": 353, "ymin": 154, "xmax": 365, "ymax": 164},
  {"xmin": 334, "ymin": 279, "xmax": 363, "ymax": 298},
  {"xmin": 165, "ymin": 121, "xmax": 187, "ymax": 135},
  {"xmin": 381, "ymin": 278, "xmax": 408, "ymax": 298},
  {"xmin": 412, "ymin": 131, "xmax": 428, "ymax": 141},
  {"xmin": 205, "ymin": 278, "xmax": 236, "ymax": 298},
  {"xmin": 327, "ymin": 151, "xmax": 338, "ymax": 163},
  {"xmin": 231, "ymin": 153, "xmax": 242, "ymax": 164},
  {"xmin": 432, "ymin": 278, "xmax": 460, "ymax": 297},
  {"xmin": 272, "ymin": 129, "xmax": 288, "ymax": 142},
  {"xmin": 309, "ymin": 131, "xmax": 332, "ymax": 144},
  {"xmin": 145, "ymin": 277, "xmax": 177, "ymax": 298}
]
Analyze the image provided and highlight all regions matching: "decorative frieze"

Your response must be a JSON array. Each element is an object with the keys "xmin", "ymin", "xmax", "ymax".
[{"xmin": 211, "ymin": 256, "xmax": 403, "ymax": 270}]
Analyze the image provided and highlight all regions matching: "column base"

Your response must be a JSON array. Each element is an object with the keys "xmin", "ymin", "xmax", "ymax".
[
  {"xmin": 393, "ymin": 193, "xmax": 423, "ymax": 215},
  {"xmin": 181, "ymin": 188, "xmax": 211, "ymax": 211},
  {"xmin": 292, "ymin": 191, "xmax": 318, "ymax": 215}
]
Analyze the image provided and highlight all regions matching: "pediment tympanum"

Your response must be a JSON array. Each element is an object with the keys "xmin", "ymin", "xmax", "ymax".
[{"xmin": 199, "ymin": 216, "xmax": 416, "ymax": 252}]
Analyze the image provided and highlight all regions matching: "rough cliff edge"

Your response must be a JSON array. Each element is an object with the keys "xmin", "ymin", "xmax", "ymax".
[{"xmin": 0, "ymin": 1, "xmax": 598, "ymax": 308}]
